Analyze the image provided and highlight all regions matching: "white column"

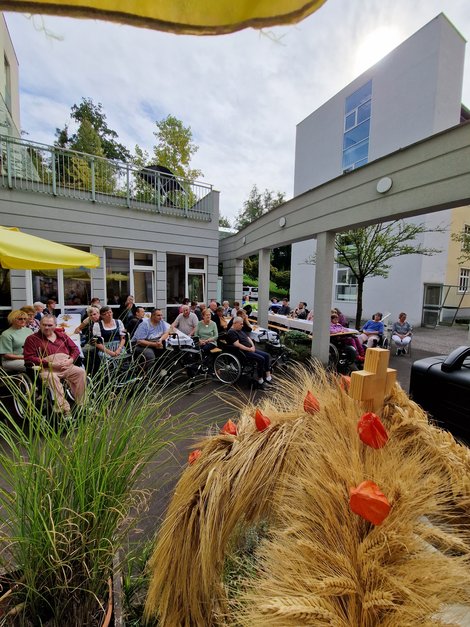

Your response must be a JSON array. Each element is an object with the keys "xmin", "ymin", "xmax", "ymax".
[
  {"xmin": 312, "ymin": 231, "xmax": 335, "ymax": 364},
  {"xmin": 257, "ymin": 248, "xmax": 271, "ymax": 329}
]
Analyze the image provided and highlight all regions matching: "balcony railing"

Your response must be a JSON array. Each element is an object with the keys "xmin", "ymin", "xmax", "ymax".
[{"xmin": 0, "ymin": 135, "xmax": 213, "ymax": 221}]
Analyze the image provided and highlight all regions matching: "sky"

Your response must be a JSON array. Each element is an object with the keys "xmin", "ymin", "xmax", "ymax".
[{"xmin": 5, "ymin": 0, "xmax": 470, "ymax": 223}]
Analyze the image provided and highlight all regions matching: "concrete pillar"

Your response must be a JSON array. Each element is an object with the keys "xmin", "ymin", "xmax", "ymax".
[
  {"xmin": 312, "ymin": 231, "xmax": 336, "ymax": 365},
  {"xmin": 257, "ymin": 248, "xmax": 271, "ymax": 328},
  {"xmin": 222, "ymin": 257, "xmax": 243, "ymax": 305}
]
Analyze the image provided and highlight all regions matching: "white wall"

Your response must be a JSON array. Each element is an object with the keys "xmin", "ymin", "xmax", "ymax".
[{"xmin": 290, "ymin": 13, "xmax": 466, "ymax": 326}]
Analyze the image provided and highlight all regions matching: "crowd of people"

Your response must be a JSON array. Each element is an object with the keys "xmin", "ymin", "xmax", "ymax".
[{"xmin": 0, "ymin": 291, "xmax": 413, "ymax": 414}]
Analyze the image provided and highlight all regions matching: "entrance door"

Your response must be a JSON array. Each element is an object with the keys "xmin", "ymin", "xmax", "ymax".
[{"xmin": 422, "ymin": 284, "xmax": 443, "ymax": 327}]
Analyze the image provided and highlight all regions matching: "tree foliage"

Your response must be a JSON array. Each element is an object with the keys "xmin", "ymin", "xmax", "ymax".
[
  {"xmin": 152, "ymin": 115, "xmax": 202, "ymax": 182},
  {"xmin": 219, "ymin": 215, "xmax": 232, "ymax": 228},
  {"xmin": 235, "ymin": 185, "xmax": 285, "ymax": 230},
  {"xmin": 451, "ymin": 230, "xmax": 470, "ymax": 264},
  {"xmin": 315, "ymin": 220, "xmax": 444, "ymax": 329},
  {"xmin": 55, "ymin": 98, "xmax": 130, "ymax": 161}
]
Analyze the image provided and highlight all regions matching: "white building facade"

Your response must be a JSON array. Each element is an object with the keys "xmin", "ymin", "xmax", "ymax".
[{"xmin": 290, "ymin": 14, "xmax": 468, "ymax": 326}]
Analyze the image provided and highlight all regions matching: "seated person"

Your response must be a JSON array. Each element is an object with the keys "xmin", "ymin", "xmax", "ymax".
[
  {"xmin": 21, "ymin": 306, "xmax": 40, "ymax": 331},
  {"xmin": 92, "ymin": 306, "xmax": 127, "ymax": 361},
  {"xmin": 391, "ymin": 312, "xmax": 412, "ymax": 355},
  {"xmin": 269, "ymin": 297, "xmax": 282, "ymax": 312},
  {"xmin": 359, "ymin": 312, "xmax": 384, "ymax": 348},
  {"xmin": 0, "ymin": 310, "xmax": 33, "ymax": 372},
  {"xmin": 330, "ymin": 313, "xmax": 364, "ymax": 360},
  {"xmin": 33, "ymin": 301, "xmax": 46, "ymax": 321},
  {"xmin": 222, "ymin": 301, "xmax": 231, "ymax": 317},
  {"xmin": 226, "ymin": 316, "xmax": 272, "ymax": 387},
  {"xmin": 243, "ymin": 303, "xmax": 253, "ymax": 316},
  {"xmin": 126, "ymin": 306, "xmax": 146, "ymax": 338},
  {"xmin": 277, "ymin": 298, "xmax": 291, "ymax": 316},
  {"xmin": 215, "ymin": 306, "xmax": 228, "ymax": 332},
  {"xmin": 230, "ymin": 301, "xmax": 240, "ymax": 317},
  {"xmin": 132, "ymin": 308, "xmax": 171, "ymax": 371},
  {"xmin": 195, "ymin": 309, "xmax": 218, "ymax": 351},
  {"xmin": 75, "ymin": 306, "xmax": 101, "ymax": 374},
  {"xmin": 227, "ymin": 309, "xmax": 252, "ymax": 333},
  {"xmin": 307, "ymin": 309, "xmax": 314, "ymax": 321},
  {"xmin": 333, "ymin": 308, "xmax": 348, "ymax": 327},
  {"xmin": 23, "ymin": 314, "xmax": 86, "ymax": 415},
  {"xmin": 171, "ymin": 305, "xmax": 199, "ymax": 337},
  {"xmin": 293, "ymin": 302, "xmax": 309, "ymax": 320}
]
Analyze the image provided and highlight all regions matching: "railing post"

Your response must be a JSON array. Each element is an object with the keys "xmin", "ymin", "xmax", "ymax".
[
  {"xmin": 126, "ymin": 164, "xmax": 131, "ymax": 208},
  {"xmin": 6, "ymin": 137, "xmax": 12, "ymax": 189},
  {"xmin": 184, "ymin": 181, "xmax": 188, "ymax": 217},
  {"xmin": 90, "ymin": 156, "xmax": 96, "ymax": 201},
  {"xmin": 51, "ymin": 148, "xmax": 57, "ymax": 196},
  {"xmin": 156, "ymin": 172, "xmax": 161, "ymax": 213}
]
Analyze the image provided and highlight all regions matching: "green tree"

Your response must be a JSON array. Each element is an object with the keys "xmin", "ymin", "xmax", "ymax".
[
  {"xmin": 152, "ymin": 114, "xmax": 202, "ymax": 182},
  {"xmin": 55, "ymin": 97, "xmax": 130, "ymax": 161},
  {"xmin": 308, "ymin": 221, "xmax": 444, "ymax": 329},
  {"xmin": 235, "ymin": 185, "xmax": 285, "ymax": 230},
  {"xmin": 219, "ymin": 215, "xmax": 232, "ymax": 228}
]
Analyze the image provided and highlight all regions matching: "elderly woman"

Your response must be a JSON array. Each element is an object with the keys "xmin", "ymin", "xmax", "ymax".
[
  {"xmin": 21, "ymin": 305, "xmax": 40, "ymax": 331},
  {"xmin": 92, "ymin": 306, "xmax": 127, "ymax": 360},
  {"xmin": 0, "ymin": 310, "xmax": 33, "ymax": 372},
  {"xmin": 195, "ymin": 308, "xmax": 218, "ymax": 352},
  {"xmin": 74, "ymin": 306, "xmax": 102, "ymax": 373},
  {"xmin": 391, "ymin": 312, "xmax": 413, "ymax": 355}
]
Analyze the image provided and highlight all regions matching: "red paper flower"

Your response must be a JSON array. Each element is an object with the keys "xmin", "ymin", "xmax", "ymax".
[
  {"xmin": 221, "ymin": 419, "xmax": 238, "ymax": 436},
  {"xmin": 304, "ymin": 391, "xmax": 320, "ymax": 414},
  {"xmin": 339, "ymin": 375, "xmax": 351, "ymax": 391},
  {"xmin": 349, "ymin": 480, "xmax": 391, "ymax": 525},
  {"xmin": 254, "ymin": 409, "xmax": 271, "ymax": 432},
  {"xmin": 188, "ymin": 450, "xmax": 201, "ymax": 465},
  {"xmin": 357, "ymin": 412, "xmax": 388, "ymax": 449}
]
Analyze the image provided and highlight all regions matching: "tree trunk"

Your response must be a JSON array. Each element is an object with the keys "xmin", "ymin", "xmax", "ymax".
[{"xmin": 355, "ymin": 279, "xmax": 365, "ymax": 330}]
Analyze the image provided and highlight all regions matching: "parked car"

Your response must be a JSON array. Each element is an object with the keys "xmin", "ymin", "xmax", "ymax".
[{"xmin": 242, "ymin": 286, "xmax": 258, "ymax": 301}]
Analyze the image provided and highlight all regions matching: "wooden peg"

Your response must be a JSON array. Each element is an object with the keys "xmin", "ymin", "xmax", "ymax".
[{"xmin": 348, "ymin": 348, "xmax": 397, "ymax": 414}]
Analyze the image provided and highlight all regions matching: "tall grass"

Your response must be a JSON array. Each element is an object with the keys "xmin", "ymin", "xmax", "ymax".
[{"xmin": 0, "ymin": 373, "xmax": 204, "ymax": 626}]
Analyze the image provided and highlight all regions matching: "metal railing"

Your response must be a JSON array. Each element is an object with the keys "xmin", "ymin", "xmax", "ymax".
[{"xmin": 0, "ymin": 135, "xmax": 213, "ymax": 221}]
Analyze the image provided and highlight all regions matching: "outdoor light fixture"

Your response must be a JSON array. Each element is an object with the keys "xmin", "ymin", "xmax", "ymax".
[
  {"xmin": 376, "ymin": 177, "xmax": 393, "ymax": 193},
  {"xmin": 279, "ymin": 217, "xmax": 286, "ymax": 227}
]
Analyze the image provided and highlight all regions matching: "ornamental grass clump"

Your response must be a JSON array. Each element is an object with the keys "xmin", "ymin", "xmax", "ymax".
[
  {"xmin": 145, "ymin": 363, "xmax": 470, "ymax": 626},
  {"xmin": 0, "ymin": 373, "xmax": 205, "ymax": 626}
]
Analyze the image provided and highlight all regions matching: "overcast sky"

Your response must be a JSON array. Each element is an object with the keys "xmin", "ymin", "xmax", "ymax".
[{"xmin": 5, "ymin": 0, "xmax": 470, "ymax": 222}]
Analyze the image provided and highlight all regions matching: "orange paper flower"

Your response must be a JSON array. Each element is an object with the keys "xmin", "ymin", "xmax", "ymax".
[
  {"xmin": 339, "ymin": 375, "xmax": 351, "ymax": 391},
  {"xmin": 254, "ymin": 409, "xmax": 271, "ymax": 432},
  {"xmin": 304, "ymin": 391, "xmax": 320, "ymax": 414},
  {"xmin": 349, "ymin": 480, "xmax": 391, "ymax": 525},
  {"xmin": 220, "ymin": 419, "xmax": 238, "ymax": 436},
  {"xmin": 357, "ymin": 412, "xmax": 388, "ymax": 449},
  {"xmin": 188, "ymin": 449, "xmax": 201, "ymax": 465}
]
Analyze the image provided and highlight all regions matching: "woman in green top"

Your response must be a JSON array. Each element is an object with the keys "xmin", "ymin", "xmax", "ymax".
[
  {"xmin": 195, "ymin": 309, "xmax": 218, "ymax": 352},
  {"xmin": 0, "ymin": 310, "xmax": 33, "ymax": 372}
]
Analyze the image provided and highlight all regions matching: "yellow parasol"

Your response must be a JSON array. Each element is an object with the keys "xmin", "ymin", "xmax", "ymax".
[
  {"xmin": 0, "ymin": 226, "xmax": 100, "ymax": 270},
  {"xmin": 0, "ymin": 0, "xmax": 328, "ymax": 35}
]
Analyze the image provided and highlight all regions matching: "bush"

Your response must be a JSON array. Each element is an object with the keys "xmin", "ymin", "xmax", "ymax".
[{"xmin": 283, "ymin": 330, "xmax": 312, "ymax": 362}]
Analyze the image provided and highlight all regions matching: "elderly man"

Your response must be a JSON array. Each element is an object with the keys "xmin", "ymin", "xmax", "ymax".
[
  {"xmin": 23, "ymin": 314, "xmax": 86, "ymax": 414},
  {"xmin": 171, "ymin": 305, "xmax": 198, "ymax": 337},
  {"xmin": 132, "ymin": 308, "xmax": 171, "ymax": 371},
  {"xmin": 226, "ymin": 316, "xmax": 272, "ymax": 388}
]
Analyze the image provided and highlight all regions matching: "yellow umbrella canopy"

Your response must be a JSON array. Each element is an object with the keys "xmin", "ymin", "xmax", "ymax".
[
  {"xmin": 0, "ymin": 226, "xmax": 100, "ymax": 270},
  {"xmin": 0, "ymin": 0, "xmax": 328, "ymax": 35}
]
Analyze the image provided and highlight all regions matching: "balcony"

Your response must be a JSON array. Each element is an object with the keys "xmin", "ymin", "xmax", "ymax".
[{"xmin": 0, "ymin": 135, "xmax": 213, "ymax": 221}]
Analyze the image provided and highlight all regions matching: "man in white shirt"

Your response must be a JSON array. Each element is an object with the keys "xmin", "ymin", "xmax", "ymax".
[{"xmin": 171, "ymin": 305, "xmax": 198, "ymax": 336}]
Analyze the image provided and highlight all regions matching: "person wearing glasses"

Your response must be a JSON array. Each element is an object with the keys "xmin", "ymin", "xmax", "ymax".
[{"xmin": 0, "ymin": 310, "xmax": 33, "ymax": 372}]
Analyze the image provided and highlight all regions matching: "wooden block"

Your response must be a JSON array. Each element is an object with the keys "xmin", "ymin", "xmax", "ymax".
[{"xmin": 349, "ymin": 348, "xmax": 397, "ymax": 415}]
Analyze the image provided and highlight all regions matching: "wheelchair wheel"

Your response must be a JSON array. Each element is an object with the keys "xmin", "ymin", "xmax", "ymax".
[
  {"xmin": 213, "ymin": 352, "xmax": 242, "ymax": 384},
  {"xmin": 328, "ymin": 343, "xmax": 340, "ymax": 370},
  {"xmin": 11, "ymin": 373, "xmax": 35, "ymax": 419}
]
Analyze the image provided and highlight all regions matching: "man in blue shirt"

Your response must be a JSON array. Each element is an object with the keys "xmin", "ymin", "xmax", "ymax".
[
  {"xmin": 132, "ymin": 308, "xmax": 171, "ymax": 371},
  {"xmin": 359, "ymin": 312, "xmax": 384, "ymax": 348}
]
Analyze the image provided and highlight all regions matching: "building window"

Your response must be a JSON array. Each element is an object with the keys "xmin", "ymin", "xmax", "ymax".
[
  {"xmin": 335, "ymin": 266, "xmax": 357, "ymax": 302},
  {"xmin": 0, "ymin": 269, "xmax": 11, "ymax": 309},
  {"xmin": 458, "ymin": 268, "xmax": 469, "ymax": 293},
  {"xmin": 461, "ymin": 224, "xmax": 470, "ymax": 251},
  {"xmin": 31, "ymin": 246, "xmax": 92, "ymax": 309},
  {"xmin": 166, "ymin": 254, "xmax": 206, "ymax": 322},
  {"xmin": 342, "ymin": 80, "xmax": 372, "ymax": 172},
  {"xmin": 105, "ymin": 249, "xmax": 156, "ymax": 307}
]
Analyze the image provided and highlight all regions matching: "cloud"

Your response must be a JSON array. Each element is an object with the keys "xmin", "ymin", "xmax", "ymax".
[{"xmin": 5, "ymin": 0, "xmax": 470, "ymax": 221}]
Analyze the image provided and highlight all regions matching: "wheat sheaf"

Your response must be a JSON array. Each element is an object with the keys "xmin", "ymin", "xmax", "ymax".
[{"xmin": 145, "ymin": 365, "xmax": 470, "ymax": 626}]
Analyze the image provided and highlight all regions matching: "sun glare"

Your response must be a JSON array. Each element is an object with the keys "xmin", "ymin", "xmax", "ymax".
[{"xmin": 354, "ymin": 27, "xmax": 402, "ymax": 75}]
